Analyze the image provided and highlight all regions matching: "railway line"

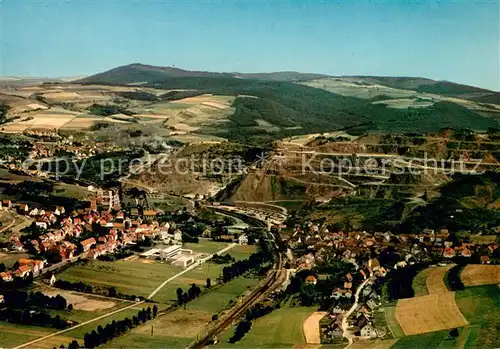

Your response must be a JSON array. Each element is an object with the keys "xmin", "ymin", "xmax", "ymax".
[{"xmin": 188, "ymin": 253, "xmax": 286, "ymax": 349}]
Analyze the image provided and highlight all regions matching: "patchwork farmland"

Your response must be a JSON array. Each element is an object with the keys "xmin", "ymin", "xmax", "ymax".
[{"xmin": 395, "ymin": 292, "xmax": 468, "ymax": 335}]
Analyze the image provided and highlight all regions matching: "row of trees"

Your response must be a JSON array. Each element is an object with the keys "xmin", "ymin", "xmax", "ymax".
[
  {"xmin": 3, "ymin": 290, "xmax": 69, "ymax": 310},
  {"xmin": 63, "ymin": 305, "xmax": 159, "ymax": 349},
  {"xmin": 0, "ymin": 308, "xmax": 68, "ymax": 329}
]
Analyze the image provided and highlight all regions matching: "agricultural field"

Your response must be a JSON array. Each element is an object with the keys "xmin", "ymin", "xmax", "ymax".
[
  {"xmin": 102, "ymin": 309, "xmax": 207, "ymax": 349},
  {"xmin": 460, "ymin": 265, "xmax": 500, "ymax": 287},
  {"xmin": 389, "ymin": 329, "xmax": 468, "ymax": 349},
  {"xmin": 0, "ymin": 322, "xmax": 57, "ymax": 348},
  {"xmin": 32, "ymin": 304, "xmax": 151, "ymax": 349},
  {"xmin": 56, "ymin": 242, "xmax": 254, "ymax": 303},
  {"xmin": 103, "ymin": 272, "xmax": 261, "ymax": 348},
  {"xmin": 395, "ymin": 292, "xmax": 468, "ymax": 335},
  {"xmin": 217, "ymin": 306, "xmax": 317, "ymax": 348},
  {"xmin": 425, "ymin": 265, "xmax": 454, "ymax": 294},
  {"xmin": 455, "ymin": 285, "xmax": 500, "ymax": 348}
]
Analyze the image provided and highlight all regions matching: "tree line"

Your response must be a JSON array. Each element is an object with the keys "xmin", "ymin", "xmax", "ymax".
[
  {"xmin": 0, "ymin": 308, "xmax": 68, "ymax": 329},
  {"xmin": 3, "ymin": 290, "xmax": 70, "ymax": 310},
  {"xmin": 61, "ymin": 305, "xmax": 159, "ymax": 349}
]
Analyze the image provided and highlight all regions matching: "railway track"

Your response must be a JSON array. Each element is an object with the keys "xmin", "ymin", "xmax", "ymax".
[{"xmin": 188, "ymin": 253, "xmax": 285, "ymax": 348}]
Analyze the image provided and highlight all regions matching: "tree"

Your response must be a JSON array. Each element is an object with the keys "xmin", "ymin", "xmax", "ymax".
[
  {"xmin": 67, "ymin": 304, "xmax": 73, "ymax": 311},
  {"xmin": 176, "ymin": 287, "xmax": 184, "ymax": 305},
  {"xmin": 108, "ymin": 287, "xmax": 117, "ymax": 298},
  {"xmin": 0, "ymin": 263, "xmax": 5, "ymax": 272},
  {"xmin": 449, "ymin": 328, "xmax": 459, "ymax": 338},
  {"xmin": 0, "ymin": 103, "xmax": 9, "ymax": 123},
  {"xmin": 68, "ymin": 340, "xmax": 79, "ymax": 349},
  {"xmin": 206, "ymin": 278, "xmax": 211, "ymax": 288},
  {"xmin": 152, "ymin": 305, "xmax": 158, "ymax": 318}
]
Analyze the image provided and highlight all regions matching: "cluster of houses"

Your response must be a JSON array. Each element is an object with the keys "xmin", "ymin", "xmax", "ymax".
[
  {"xmin": 0, "ymin": 190, "xmax": 183, "ymax": 283},
  {"xmin": 0, "ymin": 258, "xmax": 47, "ymax": 282},
  {"xmin": 27, "ymin": 138, "xmax": 125, "ymax": 160},
  {"xmin": 287, "ymin": 221, "xmax": 499, "ymax": 343}
]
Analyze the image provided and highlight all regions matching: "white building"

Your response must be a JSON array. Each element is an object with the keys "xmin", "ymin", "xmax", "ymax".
[{"xmin": 160, "ymin": 245, "xmax": 182, "ymax": 260}]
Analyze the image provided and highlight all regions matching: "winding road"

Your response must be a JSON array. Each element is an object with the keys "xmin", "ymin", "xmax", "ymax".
[{"xmin": 341, "ymin": 277, "xmax": 372, "ymax": 347}]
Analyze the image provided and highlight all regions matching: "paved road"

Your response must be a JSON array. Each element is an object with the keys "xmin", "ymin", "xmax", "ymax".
[{"xmin": 342, "ymin": 277, "xmax": 371, "ymax": 347}]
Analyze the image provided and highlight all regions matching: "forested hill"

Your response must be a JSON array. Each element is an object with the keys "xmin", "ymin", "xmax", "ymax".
[{"xmin": 76, "ymin": 64, "xmax": 500, "ymax": 142}]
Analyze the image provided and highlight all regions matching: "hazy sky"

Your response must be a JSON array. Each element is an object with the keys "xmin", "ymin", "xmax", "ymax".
[{"xmin": 1, "ymin": 0, "xmax": 499, "ymax": 90}]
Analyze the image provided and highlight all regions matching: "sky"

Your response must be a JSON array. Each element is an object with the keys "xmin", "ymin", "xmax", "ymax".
[{"xmin": 1, "ymin": 0, "xmax": 499, "ymax": 90}]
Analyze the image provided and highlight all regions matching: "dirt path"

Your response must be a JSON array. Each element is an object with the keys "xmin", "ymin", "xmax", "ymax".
[{"xmin": 303, "ymin": 311, "xmax": 327, "ymax": 344}]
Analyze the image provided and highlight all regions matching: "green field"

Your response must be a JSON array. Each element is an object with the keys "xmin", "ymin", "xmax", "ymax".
[
  {"xmin": 104, "ymin": 273, "xmax": 261, "ymax": 348},
  {"xmin": 412, "ymin": 268, "xmax": 430, "ymax": 296},
  {"xmin": 188, "ymin": 276, "xmax": 259, "ymax": 314},
  {"xmin": 383, "ymin": 306, "xmax": 405, "ymax": 338},
  {"xmin": 0, "ymin": 322, "xmax": 57, "ymax": 348},
  {"xmin": 56, "ymin": 240, "xmax": 236, "ymax": 299},
  {"xmin": 56, "ymin": 259, "xmax": 182, "ymax": 298},
  {"xmin": 455, "ymin": 285, "xmax": 500, "ymax": 349},
  {"xmin": 218, "ymin": 306, "xmax": 316, "ymax": 348},
  {"xmin": 151, "ymin": 244, "xmax": 257, "ymax": 303}
]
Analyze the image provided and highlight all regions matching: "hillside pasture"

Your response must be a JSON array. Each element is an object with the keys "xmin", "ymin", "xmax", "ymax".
[
  {"xmin": 460, "ymin": 265, "xmax": 500, "ymax": 287},
  {"xmin": 395, "ymin": 292, "xmax": 468, "ymax": 335}
]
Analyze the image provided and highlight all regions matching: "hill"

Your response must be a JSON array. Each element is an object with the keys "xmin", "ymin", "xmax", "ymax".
[
  {"xmin": 338, "ymin": 76, "xmax": 495, "ymax": 97},
  {"xmin": 76, "ymin": 63, "xmax": 330, "ymax": 85},
  {"xmin": 78, "ymin": 66, "xmax": 500, "ymax": 142}
]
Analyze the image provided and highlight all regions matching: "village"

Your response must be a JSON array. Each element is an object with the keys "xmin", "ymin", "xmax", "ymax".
[{"xmin": 284, "ymin": 220, "xmax": 499, "ymax": 345}]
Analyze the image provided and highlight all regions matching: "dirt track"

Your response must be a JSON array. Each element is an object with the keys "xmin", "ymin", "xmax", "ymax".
[{"xmin": 302, "ymin": 311, "xmax": 327, "ymax": 344}]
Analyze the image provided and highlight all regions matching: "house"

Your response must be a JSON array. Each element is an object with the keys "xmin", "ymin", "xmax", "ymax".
[
  {"xmin": 18, "ymin": 203, "xmax": 29, "ymax": 214},
  {"xmin": 173, "ymin": 229, "xmax": 183, "ymax": 242},
  {"xmin": 345, "ymin": 273, "xmax": 353, "ymax": 282},
  {"xmin": 481, "ymin": 255, "xmax": 491, "ymax": 264},
  {"xmin": 143, "ymin": 209, "xmax": 156, "ymax": 219},
  {"xmin": 11, "ymin": 239, "xmax": 24, "ymax": 252},
  {"xmin": 2, "ymin": 200, "xmax": 12, "ymax": 210},
  {"xmin": 15, "ymin": 265, "xmax": 31, "ymax": 278},
  {"xmin": 80, "ymin": 237, "xmax": 97, "ymax": 252},
  {"xmin": 331, "ymin": 302, "xmax": 348, "ymax": 314},
  {"xmin": 366, "ymin": 298, "xmax": 378, "ymax": 310},
  {"xmin": 305, "ymin": 275, "xmax": 317, "ymax": 285},
  {"xmin": 368, "ymin": 258, "xmax": 380, "ymax": 272},
  {"xmin": 55, "ymin": 206, "xmax": 65, "ymax": 216},
  {"xmin": 44, "ymin": 274, "xmax": 57, "ymax": 286},
  {"xmin": 461, "ymin": 248, "xmax": 472, "ymax": 258},
  {"xmin": 360, "ymin": 324, "xmax": 377, "ymax": 338},
  {"xmin": 35, "ymin": 221, "xmax": 48, "ymax": 230},
  {"xmin": 0, "ymin": 272, "xmax": 13, "ymax": 282},
  {"xmin": 443, "ymin": 247, "xmax": 456, "ymax": 258},
  {"xmin": 238, "ymin": 234, "xmax": 248, "ymax": 245},
  {"xmin": 321, "ymin": 320, "xmax": 343, "ymax": 342},
  {"xmin": 331, "ymin": 288, "xmax": 343, "ymax": 299}
]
